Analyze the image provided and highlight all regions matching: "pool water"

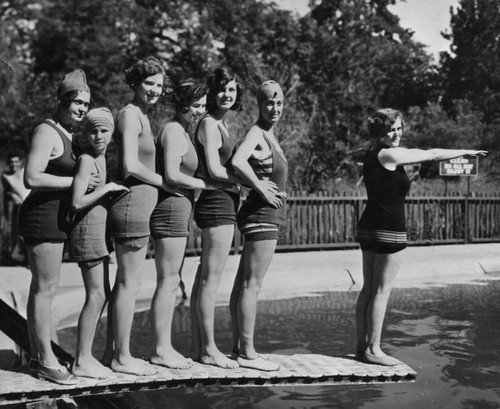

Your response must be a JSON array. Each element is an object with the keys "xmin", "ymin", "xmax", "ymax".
[{"xmin": 59, "ymin": 279, "xmax": 500, "ymax": 409}]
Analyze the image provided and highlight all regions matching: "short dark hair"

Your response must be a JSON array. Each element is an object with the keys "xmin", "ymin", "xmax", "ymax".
[
  {"xmin": 205, "ymin": 67, "xmax": 244, "ymax": 113},
  {"xmin": 367, "ymin": 108, "xmax": 406, "ymax": 139},
  {"xmin": 58, "ymin": 90, "xmax": 93, "ymax": 108},
  {"xmin": 169, "ymin": 78, "xmax": 208, "ymax": 113},
  {"xmin": 6, "ymin": 149, "xmax": 23, "ymax": 161},
  {"xmin": 123, "ymin": 56, "xmax": 172, "ymax": 93}
]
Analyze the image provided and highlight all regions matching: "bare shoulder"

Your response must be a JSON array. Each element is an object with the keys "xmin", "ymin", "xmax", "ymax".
[
  {"xmin": 77, "ymin": 153, "xmax": 95, "ymax": 164},
  {"xmin": 378, "ymin": 147, "xmax": 407, "ymax": 159},
  {"xmin": 244, "ymin": 125, "xmax": 264, "ymax": 140},
  {"xmin": 31, "ymin": 122, "xmax": 62, "ymax": 145},
  {"xmin": 199, "ymin": 115, "xmax": 219, "ymax": 133},
  {"xmin": 160, "ymin": 122, "xmax": 187, "ymax": 147},
  {"xmin": 161, "ymin": 121, "xmax": 184, "ymax": 135}
]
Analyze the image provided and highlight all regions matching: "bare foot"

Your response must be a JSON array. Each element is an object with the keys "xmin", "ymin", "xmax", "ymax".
[
  {"xmin": 72, "ymin": 357, "xmax": 115, "ymax": 379},
  {"xmin": 110, "ymin": 357, "xmax": 157, "ymax": 376},
  {"xmin": 236, "ymin": 355, "xmax": 280, "ymax": 371},
  {"xmin": 363, "ymin": 351, "xmax": 400, "ymax": 366},
  {"xmin": 231, "ymin": 351, "xmax": 269, "ymax": 361},
  {"xmin": 200, "ymin": 351, "xmax": 239, "ymax": 369},
  {"xmin": 150, "ymin": 349, "xmax": 194, "ymax": 370}
]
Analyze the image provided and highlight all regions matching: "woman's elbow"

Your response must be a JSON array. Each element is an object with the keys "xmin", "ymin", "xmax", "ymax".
[
  {"xmin": 207, "ymin": 168, "xmax": 225, "ymax": 180},
  {"xmin": 123, "ymin": 162, "xmax": 140, "ymax": 178},
  {"xmin": 231, "ymin": 157, "xmax": 245, "ymax": 173},
  {"xmin": 164, "ymin": 172, "xmax": 179, "ymax": 185},
  {"xmin": 71, "ymin": 199, "xmax": 86, "ymax": 212},
  {"xmin": 24, "ymin": 174, "xmax": 37, "ymax": 189}
]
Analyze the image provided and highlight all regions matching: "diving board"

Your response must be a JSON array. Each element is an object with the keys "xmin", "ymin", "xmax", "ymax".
[{"xmin": 0, "ymin": 354, "xmax": 416, "ymax": 406}]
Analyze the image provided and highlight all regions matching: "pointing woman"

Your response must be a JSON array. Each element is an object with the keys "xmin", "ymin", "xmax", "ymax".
[{"xmin": 355, "ymin": 108, "xmax": 487, "ymax": 366}]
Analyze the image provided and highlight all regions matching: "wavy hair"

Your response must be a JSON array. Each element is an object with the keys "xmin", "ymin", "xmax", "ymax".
[
  {"xmin": 205, "ymin": 67, "xmax": 244, "ymax": 113},
  {"xmin": 167, "ymin": 78, "xmax": 209, "ymax": 113},
  {"xmin": 123, "ymin": 56, "xmax": 172, "ymax": 94},
  {"xmin": 367, "ymin": 108, "xmax": 407, "ymax": 139}
]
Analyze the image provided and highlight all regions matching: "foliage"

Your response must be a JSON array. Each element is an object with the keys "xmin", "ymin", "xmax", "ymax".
[
  {"xmin": 441, "ymin": 0, "xmax": 500, "ymax": 123},
  {"xmin": 290, "ymin": 0, "xmax": 438, "ymax": 189},
  {"xmin": 404, "ymin": 101, "xmax": 486, "ymax": 177},
  {"xmin": 0, "ymin": 0, "xmax": 499, "ymax": 190}
]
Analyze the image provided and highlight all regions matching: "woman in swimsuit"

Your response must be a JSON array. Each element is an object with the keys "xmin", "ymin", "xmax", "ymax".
[
  {"xmin": 107, "ymin": 56, "xmax": 173, "ymax": 376},
  {"xmin": 190, "ymin": 67, "xmax": 251, "ymax": 369},
  {"xmin": 20, "ymin": 69, "xmax": 96, "ymax": 384},
  {"xmin": 356, "ymin": 108, "xmax": 487, "ymax": 366},
  {"xmin": 229, "ymin": 80, "xmax": 287, "ymax": 372},
  {"xmin": 149, "ymin": 79, "xmax": 225, "ymax": 369}
]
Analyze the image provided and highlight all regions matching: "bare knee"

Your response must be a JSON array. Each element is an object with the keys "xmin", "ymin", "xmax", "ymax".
[
  {"xmin": 87, "ymin": 287, "xmax": 107, "ymax": 307},
  {"xmin": 115, "ymin": 274, "xmax": 141, "ymax": 294},
  {"xmin": 156, "ymin": 273, "xmax": 180, "ymax": 291},
  {"xmin": 32, "ymin": 278, "xmax": 59, "ymax": 299}
]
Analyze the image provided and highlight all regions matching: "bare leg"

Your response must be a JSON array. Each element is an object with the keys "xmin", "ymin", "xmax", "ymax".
[
  {"xmin": 365, "ymin": 251, "xmax": 403, "ymax": 357},
  {"xmin": 233, "ymin": 240, "xmax": 280, "ymax": 371},
  {"xmin": 189, "ymin": 263, "xmax": 202, "ymax": 360},
  {"xmin": 26, "ymin": 242, "xmax": 65, "ymax": 368},
  {"xmin": 110, "ymin": 242, "xmax": 156, "ymax": 376},
  {"xmin": 229, "ymin": 252, "xmax": 245, "ymax": 356},
  {"xmin": 355, "ymin": 250, "xmax": 375, "ymax": 358},
  {"xmin": 72, "ymin": 259, "xmax": 114, "ymax": 379},
  {"xmin": 197, "ymin": 225, "xmax": 238, "ymax": 369},
  {"xmin": 101, "ymin": 266, "xmax": 115, "ymax": 367},
  {"xmin": 150, "ymin": 237, "xmax": 193, "ymax": 369}
]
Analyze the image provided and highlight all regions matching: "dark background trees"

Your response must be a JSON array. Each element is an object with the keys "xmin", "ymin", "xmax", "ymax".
[{"xmin": 0, "ymin": 0, "xmax": 498, "ymax": 190}]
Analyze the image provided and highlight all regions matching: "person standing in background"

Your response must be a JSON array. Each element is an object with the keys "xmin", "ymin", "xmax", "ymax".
[{"xmin": 2, "ymin": 150, "xmax": 30, "ymax": 264}]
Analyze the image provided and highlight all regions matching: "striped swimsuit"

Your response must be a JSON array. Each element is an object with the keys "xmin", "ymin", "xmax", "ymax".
[{"xmin": 238, "ymin": 133, "xmax": 288, "ymax": 241}]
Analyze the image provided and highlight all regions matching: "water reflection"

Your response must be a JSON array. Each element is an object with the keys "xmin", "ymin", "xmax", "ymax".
[{"xmin": 58, "ymin": 279, "xmax": 500, "ymax": 409}]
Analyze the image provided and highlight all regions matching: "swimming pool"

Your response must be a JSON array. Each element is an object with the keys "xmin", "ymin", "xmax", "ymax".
[{"xmin": 58, "ymin": 278, "xmax": 500, "ymax": 409}]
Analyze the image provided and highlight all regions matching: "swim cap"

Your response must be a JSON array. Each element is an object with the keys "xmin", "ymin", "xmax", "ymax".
[
  {"xmin": 82, "ymin": 107, "xmax": 114, "ymax": 135},
  {"xmin": 256, "ymin": 80, "xmax": 284, "ymax": 107},
  {"xmin": 57, "ymin": 69, "xmax": 90, "ymax": 98}
]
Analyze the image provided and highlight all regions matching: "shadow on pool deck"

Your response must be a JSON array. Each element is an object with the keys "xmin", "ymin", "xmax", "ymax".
[{"xmin": 0, "ymin": 243, "xmax": 499, "ymax": 367}]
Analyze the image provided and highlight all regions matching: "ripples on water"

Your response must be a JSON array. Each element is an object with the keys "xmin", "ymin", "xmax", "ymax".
[{"xmin": 58, "ymin": 279, "xmax": 500, "ymax": 409}]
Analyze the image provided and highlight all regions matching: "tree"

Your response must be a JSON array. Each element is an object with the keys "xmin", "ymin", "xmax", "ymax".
[
  {"xmin": 291, "ymin": 0, "xmax": 436, "ymax": 189},
  {"xmin": 441, "ymin": 0, "xmax": 500, "ymax": 123}
]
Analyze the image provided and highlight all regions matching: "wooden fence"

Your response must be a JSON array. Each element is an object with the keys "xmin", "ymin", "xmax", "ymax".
[
  {"xmin": 2, "ymin": 191, "xmax": 499, "ymax": 263},
  {"xmin": 183, "ymin": 191, "xmax": 500, "ymax": 255}
]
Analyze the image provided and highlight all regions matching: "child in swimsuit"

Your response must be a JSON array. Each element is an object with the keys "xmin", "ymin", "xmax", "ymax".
[{"xmin": 69, "ymin": 108, "xmax": 128, "ymax": 379}]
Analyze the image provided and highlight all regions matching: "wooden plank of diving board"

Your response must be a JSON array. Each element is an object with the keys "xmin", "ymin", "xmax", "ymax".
[
  {"xmin": 0, "ymin": 354, "xmax": 417, "ymax": 405},
  {"xmin": 0, "ymin": 298, "xmax": 74, "ymax": 365}
]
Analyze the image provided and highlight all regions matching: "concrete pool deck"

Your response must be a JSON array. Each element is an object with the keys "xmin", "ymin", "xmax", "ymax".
[
  {"xmin": 2, "ymin": 242, "xmax": 500, "ymax": 312},
  {"xmin": 0, "ymin": 243, "xmax": 499, "ymax": 366}
]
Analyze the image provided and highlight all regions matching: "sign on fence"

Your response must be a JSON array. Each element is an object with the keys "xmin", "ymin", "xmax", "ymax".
[{"xmin": 439, "ymin": 156, "xmax": 478, "ymax": 176}]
